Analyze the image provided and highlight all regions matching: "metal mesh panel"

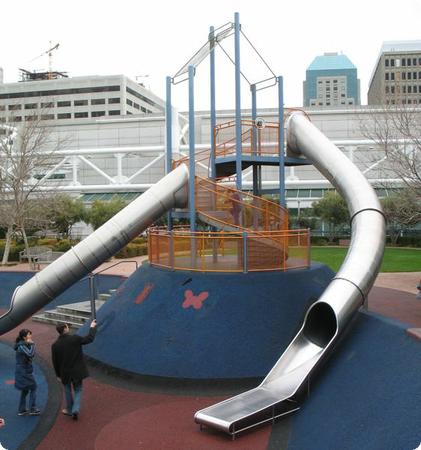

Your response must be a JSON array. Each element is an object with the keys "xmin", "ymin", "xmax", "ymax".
[
  {"xmin": 196, "ymin": 176, "xmax": 288, "ymax": 232},
  {"xmin": 148, "ymin": 229, "xmax": 309, "ymax": 273}
]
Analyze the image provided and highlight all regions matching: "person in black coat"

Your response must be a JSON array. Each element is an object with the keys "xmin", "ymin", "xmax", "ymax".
[
  {"xmin": 14, "ymin": 329, "xmax": 41, "ymax": 416},
  {"xmin": 51, "ymin": 320, "xmax": 97, "ymax": 420}
]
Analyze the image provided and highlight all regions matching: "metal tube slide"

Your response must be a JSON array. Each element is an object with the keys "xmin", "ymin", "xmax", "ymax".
[
  {"xmin": 0, "ymin": 164, "xmax": 189, "ymax": 336},
  {"xmin": 195, "ymin": 112, "xmax": 386, "ymax": 437}
]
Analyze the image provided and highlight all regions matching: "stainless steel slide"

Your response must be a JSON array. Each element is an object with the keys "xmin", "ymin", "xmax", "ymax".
[
  {"xmin": 194, "ymin": 111, "xmax": 386, "ymax": 437},
  {"xmin": 0, "ymin": 164, "xmax": 189, "ymax": 336}
]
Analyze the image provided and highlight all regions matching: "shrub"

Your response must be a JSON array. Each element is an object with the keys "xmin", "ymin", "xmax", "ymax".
[{"xmin": 115, "ymin": 242, "xmax": 148, "ymax": 259}]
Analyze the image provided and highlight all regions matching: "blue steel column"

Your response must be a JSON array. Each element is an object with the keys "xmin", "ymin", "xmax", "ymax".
[
  {"xmin": 210, "ymin": 26, "xmax": 216, "ymax": 181},
  {"xmin": 251, "ymin": 84, "xmax": 258, "ymax": 195},
  {"xmin": 188, "ymin": 65, "xmax": 196, "ymax": 232},
  {"xmin": 165, "ymin": 76, "xmax": 173, "ymax": 231},
  {"xmin": 278, "ymin": 76, "xmax": 286, "ymax": 207},
  {"xmin": 234, "ymin": 12, "xmax": 242, "ymax": 190}
]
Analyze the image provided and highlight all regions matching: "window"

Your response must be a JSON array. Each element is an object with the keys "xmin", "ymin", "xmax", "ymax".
[
  {"xmin": 75, "ymin": 112, "xmax": 88, "ymax": 118},
  {"xmin": 385, "ymin": 59, "xmax": 389, "ymax": 67},
  {"xmin": 408, "ymin": 58, "xmax": 412, "ymax": 66},
  {"xmin": 74, "ymin": 100, "xmax": 88, "ymax": 106},
  {"xmin": 57, "ymin": 101, "xmax": 71, "ymax": 107},
  {"xmin": 58, "ymin": 113, "xmax": 71, "ymax": 119},
  {"xmin": 133, "ymin": 102, "xmax": 140, "ymax": 109},
  {"xmin": 9, "ymin": 104, "xmax": 21, "ymax": 110},
  {"xmin": 91, "ymin": 98, "xmax": 105, "ymax": 105},
  {"xmin": 408, "ymin": 86, "xmax": 412, "ymax": 93},
  {"xmin": 91, "ymin": 111, "xmax": 105, "ymax": 117},
  {"xmin": 109, "ymin": 110, "xmax": 120, "ymax": 115},
  {"xmin": 419, "ymin": 72, "xmax": 421, "ymax": 79},
  {"xmin": 391, "ymin": 72, "xmax": 395, "ymax": 81},
  {"xmin": 402, "ymin": 72, "xmax": 406, "ymax": 80},
  {"xmin": 0, "ymin": 105, "xmax": 4, "ymax": 111},
  {"xmin": 108, "ymin": 97, "xmax": 120, "ymax": 104},
  {"xmin": 391, "ymin": 86, "xmax": 395, "ymax": 94},
  {"xmin": 0, "ymin": 85, "xmax": 120, "ymax": 100},
  {"xmin": 403, "ymin": 86, "xmax": 406, "ymax": 93},
  {"xmin": 414, "ymin": 72, "xmax": 417, "ymax": 79},
  {"xmin": 408, "ymin": 72, "xmax": 412, "ymax": 80},
  {"xmin": 41, "ymin": 114, "xmax": 54, "ymax": 120},
  {"xmin": 419, "ymin": 58, "xmax": 421, "ymax": 65},
  {"xmin": 413, "ymin": 58, "xmax": 417, "ymax": 65},
  {"xmin": 41, "ymin": 102, "xmax": 54, "ymax": 108},
  {"xmin": 24, "ymin": 103, "xmax": 38, "ymax": 110},
  {"xmin": 385, "ymin": 86, "xmax": 389, "ymax": 93},
  {"xmin": 126, "ymin": 87, "xmax": 158, "ymax": 107},
  {"xmin": 385, "ymin": 73, "xmax": 389, "ymax": 80},
  {"xmin": 402, "ymin": 58, "xmax": 406, "ymax": 66},
  {"xmin": 25, "ymin": 115, "xmax": 38, "ymax": 121},
  {"xmin": 390, "ymin": 59, "xmax": 395, "ymax": 66},
  {"xmin": 126, "ymin": 99, "xmax": 133, "ymax": 106}
]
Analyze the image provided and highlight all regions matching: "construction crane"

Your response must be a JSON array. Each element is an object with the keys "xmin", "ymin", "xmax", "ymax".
[
  {"xmin": 30, "ymin": 42, "xmax": 59, "ymax": 79},
  {"xmin": 20, "ymin": 42, "xmax": 67, "ymax": 82}
]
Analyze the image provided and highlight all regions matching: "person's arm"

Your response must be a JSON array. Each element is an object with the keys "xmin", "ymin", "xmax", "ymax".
[
  {"xmin": 17, "ymin": 342, "xmax": 35, "ymax": 359},
  {"xmin": 51, "ymin": 346, "xmax": 60, "ymax": 378},
  {"xmin": 79, "ymin": 320, "xmax": 97, "ymax": 345}
]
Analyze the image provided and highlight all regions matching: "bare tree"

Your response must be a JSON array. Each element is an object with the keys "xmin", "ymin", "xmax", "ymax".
[
  {"xmin": 0, "ymin": 107, "xmax": 69, "ymax": 265},
  {"xmin": 359, "ymin": 105, "xmax": 421, "ymax": 199}
]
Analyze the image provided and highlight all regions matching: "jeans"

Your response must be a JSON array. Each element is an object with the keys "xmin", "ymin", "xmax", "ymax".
[
  {"xmin": 19, "ymin": 387, "xmax": 37, "ymax": 413},
  {"xmin": 64, "ymin": 380, "xmax": 83, "ymax": 414}
]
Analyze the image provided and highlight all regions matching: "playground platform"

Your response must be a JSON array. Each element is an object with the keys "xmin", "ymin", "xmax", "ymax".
[{"xmin": 0, "ymin": 259, "xmax": 420, "ymax": 450}]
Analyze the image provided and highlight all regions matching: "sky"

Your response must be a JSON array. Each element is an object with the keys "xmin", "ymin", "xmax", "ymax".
[{"xmin": 2, "ymin": 0, "xmax": 421, "ymax": 111}]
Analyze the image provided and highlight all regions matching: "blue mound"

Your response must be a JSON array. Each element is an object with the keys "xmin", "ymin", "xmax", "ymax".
[
  {"xmin": 0, "ymin": 342, "xmax": 48, "ymax": 450},
  {"xmin": 288, "ymin": 312, "xmax": 421, "ymax": 450},
  {"xmin": 82, "ymin": 262, "xmax": 334, "ymax": 379},
  {"xmin": 0, "ymin": 272, "xmax": 124, "ymax": 311}
]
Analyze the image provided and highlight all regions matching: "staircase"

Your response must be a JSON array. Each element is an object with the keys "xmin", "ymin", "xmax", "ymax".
[{"xmin": 32, "ymin": 289, "xmax": 116, "ymax": 329}]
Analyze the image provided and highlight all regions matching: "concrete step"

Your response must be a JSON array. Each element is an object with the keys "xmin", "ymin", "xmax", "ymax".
[
  {"xmin": 32, "ymin": 300, "xmax": 106, "ymax": 329},
  {"xmin": 32, "ymin": 314, "xmax": 83, "ymax": 329}
]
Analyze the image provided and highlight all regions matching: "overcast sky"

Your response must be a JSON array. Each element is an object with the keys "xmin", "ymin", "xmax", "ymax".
[{"xmin": 2, "ymin": 0, "xmax": 421, "ymax": 111}]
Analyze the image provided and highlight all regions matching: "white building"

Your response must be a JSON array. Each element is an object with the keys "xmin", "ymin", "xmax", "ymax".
[{"xmin": 0, "ymin": 74, "xmax": 165, "ymax": 123}]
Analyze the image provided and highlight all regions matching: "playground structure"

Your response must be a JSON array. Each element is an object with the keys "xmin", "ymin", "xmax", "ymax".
[{"xmin": 0, "ymin": 12, "xmax": 386, "ymax": 441}]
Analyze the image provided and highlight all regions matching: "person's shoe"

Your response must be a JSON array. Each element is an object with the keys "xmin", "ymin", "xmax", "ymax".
[
  {"xmin": 17, "ymin": 410, "xmax": 29, "ymax": 416},
  {"xmin": 72, "ymin": 412, "xmax": 78, "ymax": 421},
  {"xmin": 62, "ymin": 409, "xmax": 72, "ymax": 416},
  {"xmin": 29, "ymin": 408, "xmax": 41, "ymax": 416}
]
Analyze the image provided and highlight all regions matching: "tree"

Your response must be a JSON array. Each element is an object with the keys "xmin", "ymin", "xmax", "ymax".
[
  {"xmin": 359, "ymin": 105, "xmax": 421, "ymax": 200},
  {"xmin": 44, "ymin": 194, "xmax": 86, "ymax": 238},
  {"xmin": 87, "ymin": 198, "xmax": 127, "ymax": 230},
  {"xmin": 0, "ymin": 108, "xmax": 68, "ymax": 264},
  {"xmin": 312, "ymin": 192, "xmax": 349, "ymax": 242},
  {"xmin": 381, "ymin": 190, "xmax": 421, "ymax": 245}
]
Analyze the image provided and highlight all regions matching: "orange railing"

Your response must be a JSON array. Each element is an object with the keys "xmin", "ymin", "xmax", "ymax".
[
  {"xmin": 195, "ymin": 176, "xmax": 288, "ymax": 232},
  {"xmin": 148, "ymin": 228, "xmax": 310, "ymax": 273},
  {"xmin": 172, "ymin": 120, "xmax": 281, "ymax": 171}
]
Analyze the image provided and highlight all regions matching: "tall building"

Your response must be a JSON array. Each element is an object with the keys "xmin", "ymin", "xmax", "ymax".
[
  {"xmin": 368, "ymin": 40, "xmax": 421, "ymax": 106},
  {"xmin": 0, "ymin": 74, "xmax": 165, "ymax": 123},
  {"xmin": 303, "ymin": 52, "xmax": 360, "ymax": 107}
]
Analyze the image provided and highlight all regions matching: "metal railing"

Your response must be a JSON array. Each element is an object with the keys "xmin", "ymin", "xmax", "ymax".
[{"xmin": 148, "ymin": 228, "xmax": 310, "ymax": 273}]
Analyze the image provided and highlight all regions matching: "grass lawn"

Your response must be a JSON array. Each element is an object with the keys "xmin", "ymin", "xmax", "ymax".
[{"xmin": 310, "ymin": 246, "xmax": 421, "ymax": 273}]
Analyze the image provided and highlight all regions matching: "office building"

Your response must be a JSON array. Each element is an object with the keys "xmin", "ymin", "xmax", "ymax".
[
  {"xmin": 303, "ymin": 52, "xmax": 360, "ymax": 107},
  {"xmin": 368, "ymin": 40, "xmax": 421, "ymax": 106},
  {"xmin": 0, "ymin": 74, "xmax": 165, "ymax": 123}
]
